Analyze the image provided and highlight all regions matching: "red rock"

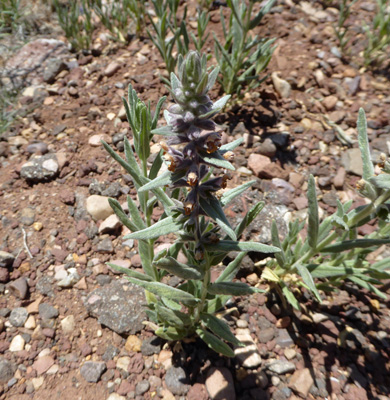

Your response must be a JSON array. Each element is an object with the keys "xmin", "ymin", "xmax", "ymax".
[
  {"xmin": 117, "ymin": 380, "xmax": 134, "ymax": 396},
  {"xmin": 260, "ymin": 163, "xmax": 289, "ymax": 180},
  {"xmin": 0, "ymin": 267, "xmax": 10, "ymax": 283},
  {"xmin": 247, "ymin": 153, "xmax": 271, "ymax": 176},
  {"xmin": 289, "ymin": 368, "xmax": 314, "ymax": 397},
  {"xmin": 293, "ymin": 197, "xmax": 308, "ymax": 210},
  {"xmin": 51, "ymin": 248, "xmax": 69, "ymax": 263},
  {"xmin": 59, "ymin": 190, "xmax": 75, "ymax": 205},
  {"xmin": 333, "ymin": 167, "xmax": 346, "ymax": 189},
  {"xmin": 33, "ymin": 355, "xmax": 55, "ymax": 375},
  {"xmin": 127, "ymin": 353, "xmax": 144, "ymax": 373},
  {"xmin": 344, "ymin": 385, "xmax": 368, "ymax": 400},
  {"xmin": 187, "ymin": 383, "xmax": 209, "ymax": 400}
]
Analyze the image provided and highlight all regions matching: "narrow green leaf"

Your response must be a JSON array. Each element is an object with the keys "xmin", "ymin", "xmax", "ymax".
[
  {"xmin": 200, "ymin": 313, "xmax": 242, "ymax": 346},
  {"xmin": 200, "ymin": 151, "xmax": 235, "ymax": 170},
  {"xmin": 322, "ymin": 238, "xmax": 390, "ymax": 253},
  {"xmin": 371, "ymin": 257, "xmax": 390, "ymax": 271},
  {"xmin": 204, "ymin": 296, "xmax": 231, "ymax": 314},
  {"xmin": 149, "ymin": 150, "xmax": 164, "ymax": 180},
  {"xmin": 196, "ymin": 328, "xmax": 235, "ymax": 357},
  {"xmin": 199, "ymin": 197, "xmax": 237, "ymax": 241},
  {"xmin": 206, "ymin": 66, "xmax": 220, "ymax": 92},
  {"xmin": 271, "ymin": 220, "xmax": 287, "ymax": 267},
  {"xmin": 151, "ymin": 125, "xmax": 176, "ymax": 136},
  {"xmin": 156, "ymin": 304, "xmax": 185, "ymax": 327},
  {"xmin": 127, "ymin": 278, "xmax": 198, "ymax": 305},
  {"xmin": 216, "ymin": 252, "xmax": 247, "ymax": 283},
  {"xmin": 205, "ymin": 240, "xmax": 280, "ymax": 254},
  {"xmin": 280, "ymin": 281, "xmax": 300, "ymax": 310},
  {"xmin": 307, "ymin": 175, "xmax": 319, "ymax": 249},
  {"xmin": 107, "ymin": 263, "xmax": 153, "ymax": 281},
  {"xmin": 127, "ymin": 195, "xmax": 146, "ymax": 230},
  {"xmin": 155, "ymin": 326, "xmax": 187, "ymax": 341},
  {"xmin": 108, "ymin": 198, "xmax": 138, "ymax": 232},
  {"xmin": 348, "ymin": 276, "xmax": 386, "ymax": 299},
  {"xmin": 221, "ymin": 180, "xmax": 255, "ymax": 207},
  {"xmin": 139, "ymin": 170, "xmax": 186, "ymax": 192},
  {"xmin": 154, "ymin": 257, "xmax": 203, "ymax": 280},
  {"xmin": 220, "ymin": 138, "xmax": 243, "ymax": 152},
  {"xmin": 124, "ymin": 216, "xmax": 182, "ymax": 240},
  {"xmin": 152, "ymin": 96, "xmax": 167, "ymax": 130},
  {"xmin": 296, "ymin": 264, "xmax": 322, "ymax": 302},
  {"xmin": 357, "ymin": 108, "xmax": 375, "ymax": 180},
  {"xmin": 235, "ymin": 201, "xmax": 265, "ymax": 238},
  {"xmin": 249, "ymin": 0, "xmax": 276, "ymax": 30},
  {"xmin": 208, "ymin": 281, "xmax": 257, "ymax": 296}
]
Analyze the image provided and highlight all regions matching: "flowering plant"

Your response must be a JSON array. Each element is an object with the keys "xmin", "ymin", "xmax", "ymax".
[{"xmin": 103, "ymin": 51, "xmax": 279, "ymax": 356}]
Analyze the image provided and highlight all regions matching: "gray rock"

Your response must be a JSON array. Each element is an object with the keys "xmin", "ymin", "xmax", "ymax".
[
  {"xmin": 9, "ymin": 277, "xmax": 29, "ymax": 299},
  {"xmin": 9, "ymin": 307, "xmax": 28, "ymax": 327},
  {"xmin": 0, "ymin": 358, "xmax": 15, "ymax": 383},
  {"xmin": 36, "ymin": 276, "xmax": 54, "ymax": 296},
  {"xmin": 165, "ymin": 366, "xmax": 189, "ymax": 395},
  {"xmin": 20, "ymin": 154, "xmax": 59, "ymax": 183},
  {"xmin": 0, "ymin": 251, "xmax": 14, "ymax": 268},
  {"xmin": 20, "ymin": 207, "xmax": 35, "ymax": 226},
  {"xmin": 141, "ymin": 336, "xmax": 161, "ymax": 356},
  {"xmin": 26, "ymin": 142, "xmax": 48, "ymax": 155},
  {"xmin": 80, "ymin": 361, "xmax": 106, "ymax": 383},
  {"xmin": 259, "ymin": 327, "xmax": 275, "ymax": 343},
  {"xmin": 39, "ymin": 303, "xmax": 59, "ymax": 320},
  {"xmin": 258, "ymin": 138, "xmax": 277, "ymax": 158},
  {"xmin": 341, "ymin": 148, "xmax": 363, "ymax": 176},
  {"xmin": 43, "ymin": 58, "xmax": 67, "ymax": 83},
  {"xmin": 135, "ymin": 380, "xmax": 150, "ymax": 396},
  {"xmin": 85, "ymin": 279, "xmax": 146, "ymax": 334},
  {"xmin": 267, "ymin": 360, "xmax": 296, "ymax": 375},
  {"xmin": 102, "ymin": 344, "xmax": 119, "ymax": 361},
  {"xmin": 275, "ymin": 329, "xmax": 294, "ymax": 348},
  {"xmin": 97, "ymin": 238, "xmax": 113, "ymax": 253}
]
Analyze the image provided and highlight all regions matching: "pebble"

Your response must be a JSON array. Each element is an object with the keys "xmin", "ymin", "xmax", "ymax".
[
  {"xmin": 97, "ymin": 238, "xmax": 114, "ymax": 253},
  {"xmin": 205, "ymin": 367, "xmax": 236, "ymax": 400},
  {"xmin": 288, "ymin": 368, "xmax": 314, "ymax": 397},
  {"xmin": 341, "ymin": 148, "xmax": 363, "ymax": 176},
  {"xmin": 33, "ymin": 356, "xmax": 55, "ymax": 375},
  {"xmin": 165, "ymin": 366, "xmax": 189, "ymax": 395},
  {"xmin": 20, "ymin": 154, "xmax": 59, "ymax": 183},
  {"xmin": 20, "ymin": 207, "xmax": 36, "ymax": 226},
  {"xmin": 235, "ymin": 329, "xmax": 262, "ymax": 368},
  {"xmin": 26, "ymin": 142, "xmax": 48, "ymax": 155},
  {"xmin": 0, "ymin": 359, "xmax": 15, "ymax": 383},
  {"xmin": 135, "ymin": 380, "xmax": 150, "ymax": 396},
  {"xmin": 125, "ymin": 335, "xmax": 142, "ymax": 352},
  {"xmin": 9, "ymin": 277, "xmax": 29, "ymax": 299},
  {"xmin": 39, "ymin": 303, "xmax": 59, "ymax": 320},
  {"xmin": 9, "ymin": 307, "xmax": 29, "ymax": 327},
  {"xmin": 88, "ymin": 134, "xmax": 112, "ymax": 147},
  {"xmin": 258, "ymin": 138, "xmax": 277, "ymax": 158},
  {"xmin": 267, "ymin": 360, "xmax": 296, "ymax": 375},
  {"xmin": 272, "ymin": 72, "xmax": 291, "ymax": 98},
  {"xmin": 116, "ymin": 356, "xmax": 131, "ymax": 371},
  {"xmin": 86, "ymin": 195, "xmax": 114, "ymax": 221},
  {"xmin": 24, "ymin": 315, "xmax": 36, "ymax": 329},
  {"xmin": 247, "ymin": 153, "xmax": 271, "ymax": 177},
  {"xmin": 98, "ymin": 214, "xmax": 121, "ymax": 233},
  {"xmin": 276, "ymin": 329, "xmax": 294, "ymax": 348},
  {"xmin": 284, "ymin": 348, "xmax": 297, "ymax": 360},
  {"xmin": 106, "ymin": 395, "xmax": 126, "ymax": 400},
  {"xmin": 57, "ymin": 267, "xmax": 80, "ymax": 288},
  {"xmin": 80, "ymin": 361, "xmax": 107, "ymax": 382},
  {"xmin": 0, "ymin": 251, "xmax": 14, "ymax": 268},
  {"xmin": 61, "ymin": 315, "xmax": 75, "ymax": 334},
  {"xmin": 9, "ymin": 334, "xmax": 25, "ymax": 352},
  {"xmin": 141, "ymin": 336, "xmax": 161, "ymax": 356},
  {"xmin": 104, "ymin": 62, "xmax": 121, "ymax": 77}
]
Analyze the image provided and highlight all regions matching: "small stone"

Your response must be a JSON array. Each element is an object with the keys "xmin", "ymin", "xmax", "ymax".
[
  {"xmin": 0, "ymin": 268, "xmax": 10, "ymax": 283},
  {"xmin": 9, "ymin": 335, "xmax": 25, "ymax": 352},
  {"xmin": 235, "ymin": 329, "xmax": 262, "ymax": 368},
  {"xmin": 289, "ymin": 368, "xmax": 314, "ymax": 397},
  {"xmin": 24, "ymin": 315, "xmax": 36, "ymax": 329},
  {"xmin": 104, "ymin": 62, "xmax": 121, "ymax": 77},
  {"xmin": 258, "ymin": 138, "xmax": 277, "ymax": 158},
  {"xmin": 9, "ymin": 277, "xmax": 29, "ymax": 299},
  {"xmin": 125, "ymin": 335, "xmax": 142, "ymax": 352},
  {"xmin": 0, "ymin": 251, "xmax": 14, "ymax": 268},
  {"xmin": 61, "ymin": 315, "xmax": 75, "ymax": 334},
  {"xmin": 59, "ymin": 189, "xmax": 75, "ymax": 205},
  {"xmin": 57, "ymin": 267, "xmax": 80, "ymax": 288},
  {"xmin": 32, "ymin": 376, "xmax": 45, "ymax": 390},
  {"xmin": 267, "ymin": 360, "xmax": 296, "ymax": 375},
  {"xmin": 272, "ymin": 72, "xmax": 291, "ymax": 98},
  {"xmin": 333, "ymin": 167, "xmax": 346, "ymax": 189},
  {"xmin": 20, "ymin": 207, "xmax": 36, "ymax": 226},
  {"xmin": 39, "ymin": 303, "xmax": 59, "ymax": 320},
  {"xmin": 106, "ymin": 395, "xmax": 126, "ymax": 400},
  {"xmin": 341, "ymin": 148, "xmax": 363, "ymax": 176},
  {"xmin": 141, "ymin": 336, "xmax": 161, "ymax": 356},
  {"xmin": 323, "ymin": 95, "xmax": 338, "ymax": 111},
  {"xmin": 20, "ymin": 154, "xmax": 60, "ymax": 183},
  {"xmin": 259, "ymin": 327, "xmax": 275, "ymax": 343},
  {"xmin": 205, "ymin": 367, "xmax": 236, "ymax": 400},
  {"xmin": 99, "ymin": 214, "xmax": 121, "ymax": 233},
  {"xmin": 0, "ymin": 359, "xmax": 15, "ymax": 383},
  {"xmin": 247, "ymin": 154, "xmax": 271, "ymax": 177},
  {"xmin": 89, "ymin": 134, "xmax": 111, "ymax": 147},
  {"xmin": 9, "ymin": 307, "xmax": 29, "ymax": 327},
  {"xmin": 33, "ymin": 222, "xmax": 43, "ymax": 231},
  {"xmin": 165, "ymin": 366, "xmax": 189, "ymax": 395},
  {"xmin": 246, "ymin": 273, "xmax": 259, "ymax": 285},
  {"xmin": 33, "ymin": 356, "xmax": 55, "ymax": 375},
  {"xmin": 97, "ymin": 238, "xmax": 114, "ymax": 253},
  {"xmin": 135, "ymin": 380, "xmax": 150, "ymax": 396},
  {"xmin": 284, "ymin": 348, "xmax": 296, "ymax": 360},
  {"xmin": 80, "ymin": 361, "xmax": 106, "ymax": 382},
  {"xmin": 86, "ymin": 195, "xmax": 114, "ymax": 220},
  {"xmin": 116, "ymin": 356, "xmax": 131, "ymax": 371}
]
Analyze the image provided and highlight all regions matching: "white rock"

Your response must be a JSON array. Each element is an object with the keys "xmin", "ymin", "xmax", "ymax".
[
  {"xmin": 24, "ymin": 315, "xmax": 36, "ymax": 329},
  {"xmin": 272, "ymin": 72, "xmax": 291, "ymax": 98},
  {"xmin": 88, "ymin": 134, "xmax": 111, "ymax": 146},
  {"xmin": 234, "ymin": 329, "xmax": 262, "ymax": 368},
  {"xmin": 54, "ymin": 265, "xmax": 67, "ymax": 281},
  {"xmin": 57, "ymin": 268, "xmax": 80, "ymax": 288},
  {"xmin": 107, "ymin": 394, "xmax": 126, "ymax": 400},
  {"xmin": 9, "ymin": 334, "xmax": 25, "ymax": 352},
  {"xmin": 42, "ymin": 158, "xmax": 59, "ymax": 173},
  {"xmin": 46, "ymin": 364, "xmax": 59, "ymax": 374},
  {"xmin": 98, "ymin": 214, "xmax": 121, "ymax": 233},
  {"xmin": 61, "ymin": 315, "xmax": 75, "ymax": 334},
  {"xmin": 116, "ymin": 356, "xmax": 130, "ymax": 371},
  {"xmin": 32, "ymin": 376, "xmax": 44, "ymax": 390},
  {"xmin": 86, "ymin": 195, "xmax": 114, "ymax": 220}
]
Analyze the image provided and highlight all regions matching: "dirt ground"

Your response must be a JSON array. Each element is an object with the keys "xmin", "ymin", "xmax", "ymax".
[{"xmin": 0, "ymin": 1, "xmax": 390, "ymax": 399}]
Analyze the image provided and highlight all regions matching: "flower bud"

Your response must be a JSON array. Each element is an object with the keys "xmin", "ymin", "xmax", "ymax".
[
  {"xmin": 205, "ymin": 132, "xmax": 221, "ymax": 153},
  {"xmin": 223, "ymin": 151, "xmax": 234, "ymax": 161},
  {"xmin": 187, "ymin": 171, "xmax": 198, "ymax": 186}
]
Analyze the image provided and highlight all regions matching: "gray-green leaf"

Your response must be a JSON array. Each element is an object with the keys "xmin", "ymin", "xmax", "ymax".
[
  {"xmin": 200, "ymin": 313, "xmax": 242, "ymax": 346},
  {"xmin": 357, "ymin": 108, "xmax": 374, "ymax": 180},
  {"xmin": 307, "ymin": 175, "xmax": 319, "ymax": 249}
]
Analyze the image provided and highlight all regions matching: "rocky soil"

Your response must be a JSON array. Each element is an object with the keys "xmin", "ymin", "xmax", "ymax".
[{"xmin": 0, "ymin": 1, "xmax": 389, "ymax": 400}]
